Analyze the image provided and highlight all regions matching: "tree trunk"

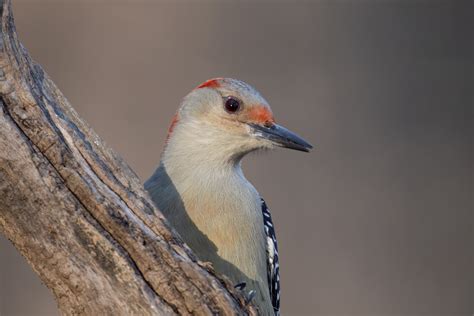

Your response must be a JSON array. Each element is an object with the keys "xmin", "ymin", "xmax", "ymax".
[{"xmin": 0, "ymin": 1, "xmax": 255, "ymax": 315}]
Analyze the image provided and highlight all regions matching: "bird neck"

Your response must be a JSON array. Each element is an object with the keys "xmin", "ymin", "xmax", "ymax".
[
  {"xmin": 145, "ymin": 118, "xmax": 260, "ymax": 221},
  {"xmin": 152, "ymin": 121, "xmax": 260, "ymax": 212},
  {"xmin": 161, "ymin": 138, "xmax": 245, "ymax": 189},
  {"xmin": 162, "ymin": 119, "xmax": 249, "ymax": 173}
]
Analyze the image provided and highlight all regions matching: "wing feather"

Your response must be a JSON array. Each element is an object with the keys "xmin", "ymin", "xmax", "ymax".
[{"xmin": 261, "ymin": 198, "xmax": 280, "ymax": 315}]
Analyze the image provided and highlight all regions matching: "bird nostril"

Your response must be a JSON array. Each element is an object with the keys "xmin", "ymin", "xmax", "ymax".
[{"xmin": 263, "ymin": 121, "xmax": 274, "ymax": 128}]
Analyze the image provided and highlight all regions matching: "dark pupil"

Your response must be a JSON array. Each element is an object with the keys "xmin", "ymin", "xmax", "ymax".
[{"xmin": 225, "ymin": 97, "xmax": 240, "ymax": 112}]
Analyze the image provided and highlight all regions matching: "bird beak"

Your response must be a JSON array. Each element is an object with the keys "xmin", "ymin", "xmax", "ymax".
[{"xmin": 249, "ymin": 123, "xmax": 313, "ymax": 152}]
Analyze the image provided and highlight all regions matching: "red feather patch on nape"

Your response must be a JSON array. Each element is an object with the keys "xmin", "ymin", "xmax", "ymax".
[
  {"xmin": 166, "ymin": 113, "xmax": 180, "ymax": 141},
  {"xmin": 196, "ymin": 78, "xmax": 222, "ymax": 89}
]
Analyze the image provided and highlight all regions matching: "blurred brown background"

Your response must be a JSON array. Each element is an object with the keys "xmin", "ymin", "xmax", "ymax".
[{"xmin": 0, "ymin": 0, "xmax": 472, "ymax": 315}]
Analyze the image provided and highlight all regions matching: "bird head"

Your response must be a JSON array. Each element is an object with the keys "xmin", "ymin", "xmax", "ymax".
[{"xmin": 164, "ymin": 78, "xmax": 312, "ymax": 164}]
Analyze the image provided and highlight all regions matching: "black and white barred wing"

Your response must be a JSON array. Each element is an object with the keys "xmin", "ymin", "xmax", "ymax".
[{"xmin": 261, "ymin": 198, "xmax": 280, "ymax": 315}]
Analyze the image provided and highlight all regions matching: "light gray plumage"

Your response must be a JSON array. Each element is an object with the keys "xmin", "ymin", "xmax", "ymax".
[{"xmin": 145, "ymin": 78, "xmax": 312, "ymax": 315}]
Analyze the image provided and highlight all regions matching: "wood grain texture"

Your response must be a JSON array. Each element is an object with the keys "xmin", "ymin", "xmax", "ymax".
[{"xmin": 0, "ymin": 1, "xmax": 256, "ymax": 315}]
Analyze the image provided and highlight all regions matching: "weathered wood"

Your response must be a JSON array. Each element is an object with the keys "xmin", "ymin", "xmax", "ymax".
[{"xmin": 0, "ymin": 1, "xmax": 256, "ymax": 315}]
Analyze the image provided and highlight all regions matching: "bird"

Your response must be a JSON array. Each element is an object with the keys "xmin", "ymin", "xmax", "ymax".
[{"xmin": 145, "ymin": 78, "xmax": 312, "ymax": 315}]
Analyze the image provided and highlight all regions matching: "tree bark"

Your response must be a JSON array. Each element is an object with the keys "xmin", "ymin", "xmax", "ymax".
[{"xmin": 0, "ymin": 1, "xmax": 256, "ymax": 315}]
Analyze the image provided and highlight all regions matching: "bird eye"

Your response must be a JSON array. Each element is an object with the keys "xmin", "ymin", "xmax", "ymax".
[{"xmin": 224, "ymin": 97, "xmax": 241, "ymax": 113}]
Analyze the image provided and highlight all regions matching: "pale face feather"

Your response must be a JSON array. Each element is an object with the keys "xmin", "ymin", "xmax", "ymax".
[{"xmin": 166, "ymin": 78, "xmax": 277, "ymax": 165}]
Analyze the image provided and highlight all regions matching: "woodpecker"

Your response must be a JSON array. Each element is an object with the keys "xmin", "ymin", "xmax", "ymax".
[{"xmin": 145, "ymin": 78, "xmax": 312, "ymax": 315}]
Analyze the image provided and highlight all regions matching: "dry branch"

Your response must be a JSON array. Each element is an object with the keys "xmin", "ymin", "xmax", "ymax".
[{"xmin": 0, "ymin": 1, "xmax": 255, "ymax": 315}]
